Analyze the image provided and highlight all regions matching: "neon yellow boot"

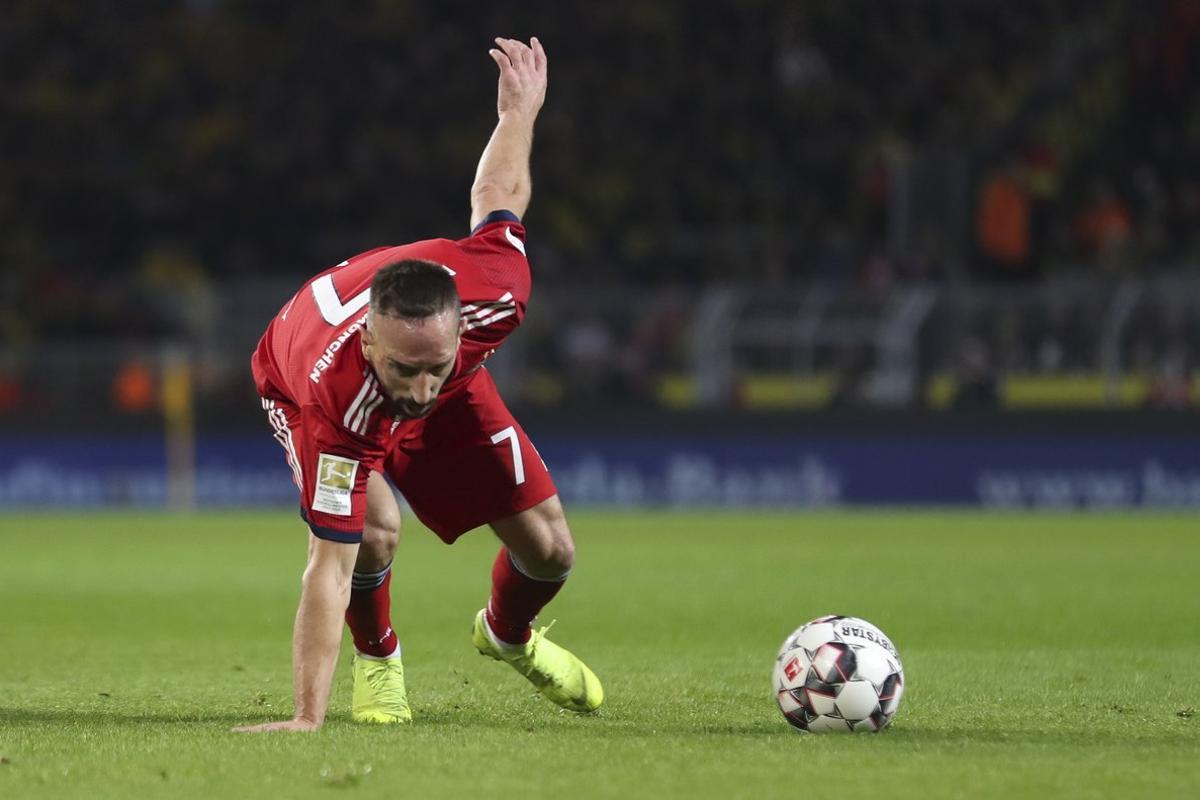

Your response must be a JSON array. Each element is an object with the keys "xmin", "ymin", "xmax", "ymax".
[
  {"xmin": 472, "ymin": 609, "xmax": 603, "ymax": 713},
  {"xmin": 351, "ymin": 653, "xmax": 412, "ymax": 723}
]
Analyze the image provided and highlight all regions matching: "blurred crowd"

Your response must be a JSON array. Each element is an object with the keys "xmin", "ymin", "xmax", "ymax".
[{"xmin": 2, "ymin": 0, "xmax": 1199, "ymax": 414}]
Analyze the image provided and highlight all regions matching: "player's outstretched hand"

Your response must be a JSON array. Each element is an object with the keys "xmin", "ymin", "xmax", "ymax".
[
  {"xmin": 489, "ymin": 36, "xmax": 547, "ymax": 120},
  {"xmin": 231, "ymin": 718, "xmax": 321, "ymax": 734}
]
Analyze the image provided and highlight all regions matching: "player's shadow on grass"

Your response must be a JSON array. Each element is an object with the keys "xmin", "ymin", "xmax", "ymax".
[
  {"xmin": 692, "ymin": 722, "xmax": 787, "ymax": 737},
  {"xmin": 410, "ymin": 706, "xmax": 783, "ymax": 737},
  {"xmin": 0, "ymin": 708, "xmax": 251, "ymax": 726},
  {"xmin": 881, "ymin": 725, "xmax": 1191, "ymax": 747}
]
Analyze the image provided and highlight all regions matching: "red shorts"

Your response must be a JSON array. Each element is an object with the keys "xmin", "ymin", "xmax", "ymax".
[
  {"xmin": 384, "ymin": 368, "xmax": 557, "ymax": 543},
  {"xmin": 262, "ymin": 368, "xmax": 556, "ymax": 544}
]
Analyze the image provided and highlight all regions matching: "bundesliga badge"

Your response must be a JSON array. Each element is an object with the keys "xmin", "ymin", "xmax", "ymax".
[{"xmin": 312, "ymin": 453, "xmax": 359, "ymax": 516}]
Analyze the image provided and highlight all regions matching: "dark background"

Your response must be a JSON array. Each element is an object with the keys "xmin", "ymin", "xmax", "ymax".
[{"xmin": 1, "ymin": 0, "xmax": 1198, "ymax": 435}]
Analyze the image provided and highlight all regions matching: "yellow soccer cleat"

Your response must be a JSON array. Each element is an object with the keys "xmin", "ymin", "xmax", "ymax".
[
  {"xmin": 351, "ymin": 652, "xmax": 412, "ymax": 724},
  {"xmin": 472, "ymin": 609, "xmax": 604, "ymax": 713}
]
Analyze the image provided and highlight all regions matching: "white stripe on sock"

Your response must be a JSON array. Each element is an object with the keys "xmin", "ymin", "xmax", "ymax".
[
  {"xmin": 507, "ymin": 551, "xmax": 570, "ymax": 583},
  {"xmin": 355, "ymin": 643, "xmax": 401, "ymax": 661}
]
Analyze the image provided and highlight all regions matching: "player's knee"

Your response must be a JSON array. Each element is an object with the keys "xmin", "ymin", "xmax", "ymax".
[
  {"xmin": 538, "ymin": 532, "xmax": 575, "ymax": 576},
  {"xmin": 495, "ymin": 496, "xmax": 576, "ymax": 579},
  {"xmin": 549, "ymin": 531, "xmax": 576, "ymax": 576},
  {"xmin": 525, "ymin": 515, "xmax": 575, "ymax": 578},
  {"xmin": 362, "ymin": 506, "xmax": 401, "ymax": 559}
]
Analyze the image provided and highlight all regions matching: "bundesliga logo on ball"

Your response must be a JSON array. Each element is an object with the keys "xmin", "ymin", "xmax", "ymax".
[{"xmin": 773, "ymin": 615, "xmax": 904, "ymax": 733}]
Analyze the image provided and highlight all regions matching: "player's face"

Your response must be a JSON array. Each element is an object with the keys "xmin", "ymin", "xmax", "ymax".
[{"xmin": 363, "ymin": 309, "xmax": 462, "ymax": 419}]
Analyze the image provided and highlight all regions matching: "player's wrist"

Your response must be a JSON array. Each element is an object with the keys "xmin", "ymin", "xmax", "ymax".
[
  {"xmin": 292, "ymin": 709, "xmax": 324, "ymax": 727},
  {"xmin": 497, "ymin": 108, "xmax": 538, "ymax": 127}
]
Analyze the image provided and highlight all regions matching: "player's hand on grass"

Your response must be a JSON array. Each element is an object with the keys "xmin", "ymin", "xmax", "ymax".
[
  {"xmin": 231, "ymin": 718, "xmax": 321, "ymax": 734},
  {"xmin": 490, "ymin": 36, "xmax": 546, "ymax": 120}
]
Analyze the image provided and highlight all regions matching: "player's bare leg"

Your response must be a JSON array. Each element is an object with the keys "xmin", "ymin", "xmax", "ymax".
[
  {"xmin": 347, "ymin": 472, "xmax": 410, "ymax": 723},
  {"xmin": 358, "ymin": 472, "xmax": 400, "ymax": 571},
  {"xmin": 472, "ymin": 495, "xmax": 603, "ymax": 712}
]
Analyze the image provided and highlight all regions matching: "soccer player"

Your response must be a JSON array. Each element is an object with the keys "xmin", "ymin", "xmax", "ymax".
[{"xmin": 235, "ymin": 36, "xmax": 602, "ymax": 733}]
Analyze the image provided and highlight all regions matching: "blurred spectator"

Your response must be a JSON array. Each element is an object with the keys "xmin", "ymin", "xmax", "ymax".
[
  {"xmin": 950, "ymin": 335, "xmax": 1000, "ymax": 410},
  {"xmin": 1144, "ymin": 346, "xmax": 1193, "ymax": 408},
  {"xmin": 138, "ymin": 246, "xmax": 216, "ymax": 341},
  {"xmin": 1073, "ymin": 178, "xmax": 1134, "ymax": 269},
  {"xmin": 976, "ymin": 157, "xmax": 1034, "ymax": 279},
  {"xmin": 0, "ymin": 368, "xmax": 24, "ymax": 413},
  {"xmin": 1130, "ymin": 163, "xmax": 1170, "ymax": 257},
  {"xmin": 826, "ymin": 345, "xmax": 873, "ymax": 410},
  {"xmin": 560, "ymin": 317, "xmax": 617, "ymax": 401},
  {"xmin": 112, "ymin": 361, "xmax": 157, "ymax": 413}
]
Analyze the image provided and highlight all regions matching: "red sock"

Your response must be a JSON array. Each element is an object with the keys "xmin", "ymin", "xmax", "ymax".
[
  {"xmin": 345, "ymin": 564, "xmax": 399, "ymax": 658},
  {"xmin": 485, "ymin": 548, "xmax": 566, "ymax": 645}
]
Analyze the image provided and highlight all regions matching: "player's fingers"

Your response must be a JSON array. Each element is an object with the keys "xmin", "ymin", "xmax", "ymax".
[
  {"xmin": 515, "ymin": 39, "xmax": 534, "ymax": 68},
  {"xmin": 488, "ymin": 48, "xmax": 513, "ymax": 73},
  {"xmin": 232, "ymin": 720, "xmax": 314, "ymax": 733},
  {"xmin": 496, "ymin": 37, "xmax": 532, "ymax": 69},
  {"xmin": 531, "ymin": 36, "xmax": 547, "ymax": 72},
  {"xmin": 494, "ymin": 37, "xmax": 523, "ymax": 61}
]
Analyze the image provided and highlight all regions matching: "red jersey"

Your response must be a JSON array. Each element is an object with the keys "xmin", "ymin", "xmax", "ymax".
[{"xmin": 251, "ymin": 211, "xmax": 531, "ymax": 538}]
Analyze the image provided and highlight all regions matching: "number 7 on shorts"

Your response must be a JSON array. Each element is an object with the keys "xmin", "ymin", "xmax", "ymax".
[{"xmin": 490, "ymin": 426, "xmax": 525, "ymax": 486}]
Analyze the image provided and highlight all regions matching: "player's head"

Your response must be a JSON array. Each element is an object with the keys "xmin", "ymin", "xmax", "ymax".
[{"xmin": 363, "ymin": 259, "xmax": 463, "ymax": 419}]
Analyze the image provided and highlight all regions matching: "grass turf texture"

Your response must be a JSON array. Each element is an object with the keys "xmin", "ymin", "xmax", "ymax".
[{"xmin": 0, "ymin": 511, "xmax": 1197, "ymax": 799}]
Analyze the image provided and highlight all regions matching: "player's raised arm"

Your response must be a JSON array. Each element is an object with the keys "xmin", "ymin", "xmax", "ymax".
[{"xmin": 469, "ymin": 36, "xmax": 547, "ymax": 230}]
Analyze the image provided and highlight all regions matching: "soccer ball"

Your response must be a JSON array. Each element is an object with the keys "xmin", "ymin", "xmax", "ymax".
[{"xmin": 773, "ymin": 615, "xmax": 904, "ymax": 733}]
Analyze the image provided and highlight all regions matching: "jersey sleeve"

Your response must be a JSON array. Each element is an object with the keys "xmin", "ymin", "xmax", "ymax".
[{"xmin": 457, "ymin": 211, "xmax": 532, "ymax": 349}]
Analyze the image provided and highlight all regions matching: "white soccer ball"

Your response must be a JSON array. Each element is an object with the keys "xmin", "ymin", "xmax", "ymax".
[{"xmin": 773, "ymin": 615, "xmax": 904, "ymax": 733}]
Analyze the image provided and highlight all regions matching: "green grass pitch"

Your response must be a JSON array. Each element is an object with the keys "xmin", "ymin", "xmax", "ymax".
[{"xmin": 0, "ymin": 510, "xmax": 1197, "ymax": 799}]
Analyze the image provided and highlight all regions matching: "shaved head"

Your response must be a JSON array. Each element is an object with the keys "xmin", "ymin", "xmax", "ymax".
[{"xmin": 362, "ymin": 260, "xmax": 463, "ymax": 419}]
